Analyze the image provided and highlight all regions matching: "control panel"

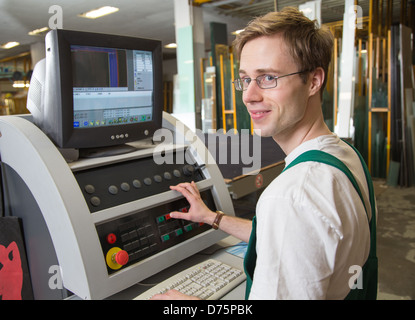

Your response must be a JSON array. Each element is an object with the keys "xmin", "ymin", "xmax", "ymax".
[
  {"xmin": 96, "ymin": 190, "xmax": 216, "ymax": 274},
  {"xmin": 74, "ymin": 152, "xmax": 204, "ymax": 213},
  {"xmin": 73, "ymin": 151, "xmax": 216, "ymax": 274}
]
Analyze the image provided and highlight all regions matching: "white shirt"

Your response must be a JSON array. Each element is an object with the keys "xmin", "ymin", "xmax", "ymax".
[{"xmin": 249, "ymin": 134, "xmax": 372, "ymax": 300}]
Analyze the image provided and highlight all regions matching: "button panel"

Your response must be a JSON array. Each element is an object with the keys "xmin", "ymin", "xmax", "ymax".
[
  {"xmin": 156, "ymin": 206, "xmax": 204, "ymax": 244},
  {"xmin": 74, "ymin": 152, "xmax": 205, "ymax": 213}
]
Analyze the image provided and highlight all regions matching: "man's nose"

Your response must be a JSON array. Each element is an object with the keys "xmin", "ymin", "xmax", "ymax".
[{"xmin": 243, "ymin": 80, "xmax": 263, "ymax": 103}]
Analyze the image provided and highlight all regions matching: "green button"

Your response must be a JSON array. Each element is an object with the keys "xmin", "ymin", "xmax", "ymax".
[
  {"xmin": 162, "ymin": 234, "xmax": 170, "ymax": 242},
  {"xmin": 157, "ymin": 216, "xmax": 165, "ymax": 223},
  {"xmin": 175, "ymin": 229, "xmax": 183, "ymax": 236},
  {"xmin": 184, "ymin": 225, "xmax": 193, "ymax": 232}
]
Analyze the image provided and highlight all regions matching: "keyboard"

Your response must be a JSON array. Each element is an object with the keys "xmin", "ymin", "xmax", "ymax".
[{"xmin": 134, "ymin": 259, "xmax": 246, "ymax": 300}]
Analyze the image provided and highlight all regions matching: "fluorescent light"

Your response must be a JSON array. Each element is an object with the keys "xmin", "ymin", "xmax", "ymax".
[
  {"xmin": 28, "ymin": 27, "xmax": 49, "ymax": 36},
  {"xmin": 164, "ymin": 43, "xmax": 177, "ymax": 49},
  {"xmin": 1, "ymin": 41, "xmax": 20, "ymax": 49},
  {"xmin": 79, "ymin": 6, "xmax": 119, "ymax": 19},
  {"xmin": 13, "ymin": 80, "xmax": 30, "ymax": 88}
]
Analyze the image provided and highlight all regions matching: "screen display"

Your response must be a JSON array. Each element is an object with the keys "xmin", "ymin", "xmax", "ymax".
[{"xmin": 71, "ymin": 45, "xmax": 154, "ymax": 129}]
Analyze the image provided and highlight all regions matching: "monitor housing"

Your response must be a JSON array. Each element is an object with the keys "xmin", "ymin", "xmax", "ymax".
[{"xmin": 28, "ymin": 29, "xmax": 163, "ymax": 154}]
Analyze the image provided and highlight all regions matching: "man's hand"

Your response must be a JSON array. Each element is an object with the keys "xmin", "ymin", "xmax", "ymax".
[{"xmin": 169, "ymin": 181, "xmax": 216, "ymax": 225}]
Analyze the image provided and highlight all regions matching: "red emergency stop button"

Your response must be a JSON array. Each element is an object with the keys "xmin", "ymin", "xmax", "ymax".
[
  {"xmin": 106, "ymin": 247, "xmax": 129, "ymax": 270},
  {"xmin": 113, "ymin": 250, "xmax": 129, "ymax": 266}
]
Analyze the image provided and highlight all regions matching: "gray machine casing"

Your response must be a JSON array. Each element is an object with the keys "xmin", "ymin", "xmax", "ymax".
[{"xmin": 0, "ymin": 112, "xmax": 234, "ymax": 299}]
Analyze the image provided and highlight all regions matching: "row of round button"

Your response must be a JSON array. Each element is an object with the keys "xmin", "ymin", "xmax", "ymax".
[
  {"xmin": 84, "ymin": 171, "xmax": 179, "ymax": 196},
  {"xmin": 110, "ymin": 133, "xmax": 129, "ymax": 140}
]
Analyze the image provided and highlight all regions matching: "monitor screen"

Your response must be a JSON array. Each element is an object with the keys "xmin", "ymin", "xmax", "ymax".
[
  {"xmin": 71, "ymin": 45, "xmax": 154, "ymax": 130},
  {"xmin": 29, "ymin": 29, "xmax": 163, "ymax": 152}
]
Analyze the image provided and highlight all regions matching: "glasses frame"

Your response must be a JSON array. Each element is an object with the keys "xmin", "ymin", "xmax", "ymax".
[{"xmin": 233, "ymin": 71, "xmax": 306, "ymax": 91}]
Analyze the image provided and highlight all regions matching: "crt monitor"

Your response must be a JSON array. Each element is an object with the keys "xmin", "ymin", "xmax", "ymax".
[{"xmin": 28, "ymin": 29, "xmax": 163, "ymax": 152}]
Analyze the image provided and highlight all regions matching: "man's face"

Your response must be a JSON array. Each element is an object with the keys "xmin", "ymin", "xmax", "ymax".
[{"xmin": 239, "ymin": 34, "xmax": 312, "ymax": 140}]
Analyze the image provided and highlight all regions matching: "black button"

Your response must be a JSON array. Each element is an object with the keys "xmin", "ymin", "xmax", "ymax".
[
  {"xmin": 90, "ymin": 196, "xmax": 101, "ymax": 207},
  {"xmin": 108, "ymin": 185, "xmax": 118, "ymax": 195},
  {"xmin": 121, "ymin": 182, "xmax": 130, "ymax": 191},
  {"xmin": 183, "ymin": 165, "xmax": 195, "ymax": 176},
  {"xmin": 84, "ymin": 184, "xmax": 95, "ymax": 194}
]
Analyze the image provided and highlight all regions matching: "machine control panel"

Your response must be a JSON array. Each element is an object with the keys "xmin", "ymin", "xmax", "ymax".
[
  {"xmin": 0, "ymin": 114, "xmax": 235, "ymax": 299},
  {"xmin": 74, "ymin": 153, "xmax": 204, "ymax": 213},
  {"xmin": 73, "ymin": 152, "xmax": 216, "ymax": 274},
  {"xmin": 96, "ymin": 190, "xmax": 216, "ymax": 274}
]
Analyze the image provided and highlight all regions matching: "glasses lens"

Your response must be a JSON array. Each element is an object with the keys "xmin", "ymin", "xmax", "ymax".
[{"xmin": 258, "ymin": 75, "xmax": 277, "ymax": 89}]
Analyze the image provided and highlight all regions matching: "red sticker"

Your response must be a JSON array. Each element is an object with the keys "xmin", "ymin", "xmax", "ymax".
[{"xmin": 255, "ymin": 174, "xmax": 263, "ymax": 188}]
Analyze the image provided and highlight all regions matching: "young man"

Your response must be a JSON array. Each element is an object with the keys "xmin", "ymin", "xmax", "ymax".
[{"xmin": 153, "ymin": 7, "xmax": 376, "ymax": 300}]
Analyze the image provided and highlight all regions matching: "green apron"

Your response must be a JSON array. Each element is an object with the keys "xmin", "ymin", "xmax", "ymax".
[{"xmin": 243, "ymin": 143, "xmax": 378, "ymax": 300}]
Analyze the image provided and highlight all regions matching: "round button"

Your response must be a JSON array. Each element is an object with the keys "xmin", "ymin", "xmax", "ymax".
[
  {"xmin": 164, "ymin": 172, "xmax": 172, "ymax": 180},
  {"xmin": 133, "ymin": 179, "xmax": 142, "ymax": 188},
  {"xmin": 143, "ymin": 177, "xmax": 152, "ymax": 186},
  {"xmin": 84, "ymin": 184, "xmax": 95, "ymax": 194},
  {"xmin": 108, "ymin": 185, "xmax": 118, "ymax": 195},
  {"xmin": 120, "ymin": 182, "xmax": 130, "ymax": 192},
  {"xmin": 183, "ymin": 164, "xmax": 195, "ymax": 176},
  {"xmin": 153, "ymin": 175, "xmax": 162, "ymax": 183},
  {"xmin": 173, "ymin": 169, "xmax": 181, "ymax": 178},
  {"xmin": 113, "ymin": 250, "xmax": 129, "ymax": 266},
  {"xmin": 106, "ymin": 233, "xmax": 117, "ymax": 244},
  {"xmin": 90, "ymin": 196, "xmax": 101, "ymax": 207}
]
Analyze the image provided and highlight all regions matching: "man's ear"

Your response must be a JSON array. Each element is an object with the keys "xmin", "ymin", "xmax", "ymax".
[{"xmin": 309, "ymin": 67, "xmax": 325, "ymax": 97}]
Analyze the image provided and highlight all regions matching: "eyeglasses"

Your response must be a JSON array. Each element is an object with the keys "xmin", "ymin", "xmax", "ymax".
[{"xmin": 233, "ymin": 71, "xmax": 306, "ymax": 91}]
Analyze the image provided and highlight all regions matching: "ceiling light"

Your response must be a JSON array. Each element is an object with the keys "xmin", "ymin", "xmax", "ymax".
[
  {"xmin": 164, "ymin": 43, "xmax": 177, "ymax": 49},
  {"xmin": 79, "ymin": 6, "xmax": 119, "ymax": 19},
  {"xmin": 28, "ymin": 27, "xmax": 49, "ymax": 36},
  {"xmin": 13, "ymin": 80, "xmax": 30, "ymax": 88},
  {"xmin": 1, "ymin": 41, "xmax": 20, "ymax": 49}
]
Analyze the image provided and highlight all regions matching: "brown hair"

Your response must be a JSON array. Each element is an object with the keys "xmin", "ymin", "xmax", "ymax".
[{"xmin": 233, "ymin": 7, "xmax": 333, "ymax": 94}]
